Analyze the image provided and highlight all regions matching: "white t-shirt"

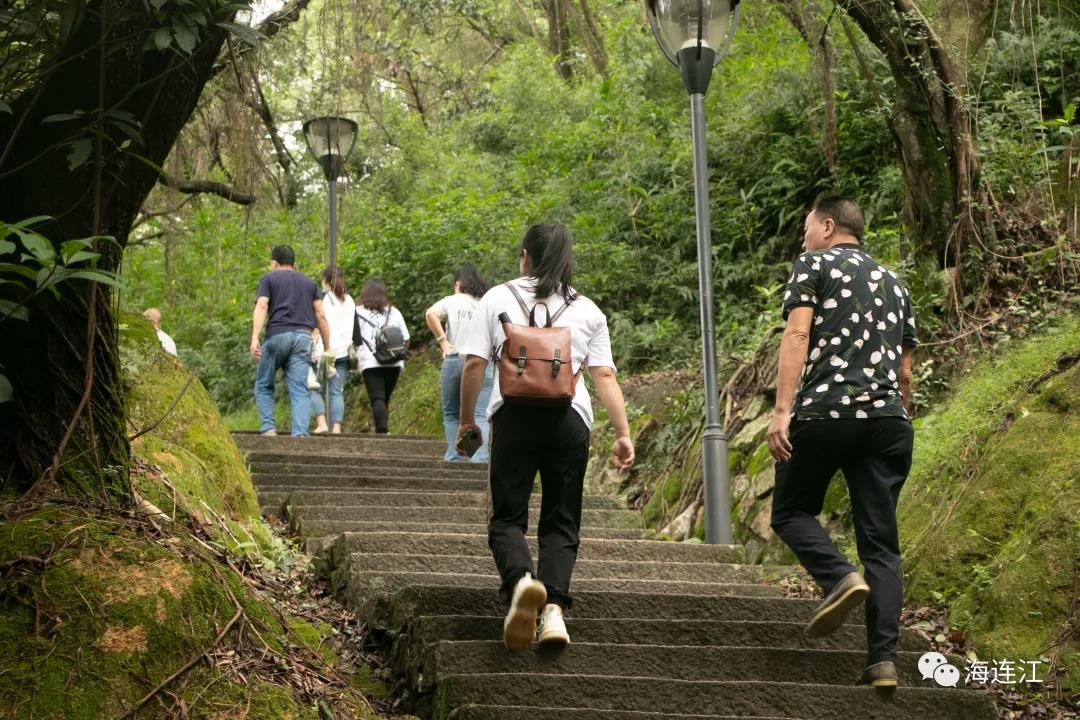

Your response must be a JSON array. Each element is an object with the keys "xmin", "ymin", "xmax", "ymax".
[
  {"xmin": 320, "ymin": 292, "xmax": 357, "ymax": 359},
  {"xmin": 458, "ymin": 277, "xmax": 615, "ymax": 426},
  {"xmin": 157, "ymin": 329, "xmax": 177, "ymax": 356},
  {"xmin": 355, "ymin": 305, "xmax": 410, "ymax": 372},
  {"xmin": 431, "ymin": 293, "xmax": 484, "ymax": 355}
]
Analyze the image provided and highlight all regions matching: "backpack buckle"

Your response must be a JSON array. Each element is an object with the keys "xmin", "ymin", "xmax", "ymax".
[
  {"xmin": 517, "ymin": 346, "xmax": 527, "ymax": 375},
  {"xmin": 552, "ymin": 349, "xmax": 562, "ymax": 377}
]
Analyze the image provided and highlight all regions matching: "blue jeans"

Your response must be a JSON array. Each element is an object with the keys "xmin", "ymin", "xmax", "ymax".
[
  {"xmin": 310, "ymin": 357, "xmax": 349, "ymax": 425},
  {"xmin": 254, "ymin": 330, "xmax": 312, "ymax": 436},
  {"xmin": 441, "ymin": 354, "xmax": 493, "ymax": 463}
]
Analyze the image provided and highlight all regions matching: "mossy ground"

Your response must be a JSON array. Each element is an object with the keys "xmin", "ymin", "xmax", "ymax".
[{"xmin": 0, "ymin": 314, "xmax": 381, "ymax": 719}]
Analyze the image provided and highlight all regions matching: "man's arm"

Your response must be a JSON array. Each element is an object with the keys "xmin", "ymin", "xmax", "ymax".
[
  {"xmin": 590, "ymin": 365, "xmax": 635, "ymax": 470},
  {"xmin": 250, "ymin": 296, "xmax": 269, "ymax": 358},
  {"xmin": 900, "ymin": 347, "xmax": 913, "ymax": 412},
  {"xmin": 766, "ymin": 306, "xmax": 814, "ymax": 462},
  {"xmin": 313, "ymin": 298, "xmax": 331, "ymax": 350}
]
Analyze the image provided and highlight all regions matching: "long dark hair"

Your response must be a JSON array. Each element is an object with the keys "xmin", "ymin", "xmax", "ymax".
[
  {"xmin": 322, "ymin": 265, "xmax": 347, "ymax": 301},
  {"xmin": 359, "ymin": 277, "xmax": 390, "ymax": 312},
  {"xmin": 521, "ymin": 223, "xmax": 578, "ymax": 303},
  {"xmin": 453, "ymin": 263, "xmax": 488, "ymax": 299}
]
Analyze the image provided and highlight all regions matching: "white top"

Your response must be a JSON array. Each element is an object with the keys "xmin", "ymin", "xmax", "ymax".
[
  {"xmin": 321, "ymin": 291, "xmax": 357, "ymax": 359},
  {"xmin": 458, "ymin": 277, "xmax": 615, "ymax": 426},
  {"xmin": 431, "ymin": 293, "xmax": 484, "ymax": 355},
  {"xmin": 355, "ymin": 305, "xmax": 410, "ymax": 372},
  {"xmin": 157, "ymin": 329, "xmax": 177, "ymax": 356}
]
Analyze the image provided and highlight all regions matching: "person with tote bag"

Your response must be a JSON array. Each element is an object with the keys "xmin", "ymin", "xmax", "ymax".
[
  {"xmin": 310, "ymin": 266, "xmax": 357, "ymax": 434},
  {"xmin": 455, "ymin": 223, "xmax": 636, "ymax": 652}
]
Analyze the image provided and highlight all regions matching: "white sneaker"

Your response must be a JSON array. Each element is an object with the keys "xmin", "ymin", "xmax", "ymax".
[
  {"xmin": 537, "ymin": 603, "xmax": 570, "ymax": 645},
  {"xmin": 503, "ymin": 573, "xmax": 546, "ymax": 652}
]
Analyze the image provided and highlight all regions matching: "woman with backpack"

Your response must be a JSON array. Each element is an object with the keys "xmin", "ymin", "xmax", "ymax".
[
  {"xmin": 353, "ymin": 278, "xmax": 410, "ymax": 434},
  {"xmin": 425, "ymin": 263, "xmax": 494, "ymax": 463},
  {"xmin": 455, "ymin": 223, "xmax": 636, "ymax": 652},
  {"xmin": 310, "ymin": 266, "xmax": 356, "ymax": 434}
]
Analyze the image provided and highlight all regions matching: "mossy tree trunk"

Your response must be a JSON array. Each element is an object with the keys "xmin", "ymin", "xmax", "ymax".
[
  {"xmin": 0, "ymin": 1, "xmax": 237, "ymax": 496},
  {"xmin": 837, "ymin": 0, "xmax": 995, "ymax": 269}
]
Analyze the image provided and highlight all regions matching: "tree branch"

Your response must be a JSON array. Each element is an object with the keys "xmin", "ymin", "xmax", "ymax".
[{"xmin": 157, "ymin": 173, "xmax": 254, "ymax": 205}]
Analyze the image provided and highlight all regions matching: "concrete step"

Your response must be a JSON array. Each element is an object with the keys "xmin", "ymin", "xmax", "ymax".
[
  {"xmin": 252, "ymin": 474, "xmax": 487, "ymax": 493},
  {"xmin": 352, "ymin": 586, "xmax": 856, "ymax": 626},
  {"xmin": 431, "ymin": 642, "xmax": 947, "ymax": 686},
  {"xmin": 349, "ymin": 571, "xmax": 785, "ymax": 598},
  {"xmin": 449, "ymin": 708, "xmax": 794, "ymax": 720},
  {"xmin": 347, "ymin": 552, "xmax": 790, "ymax": 584},
  {"xmin": 324, "ymin": 532, "xmax": 743, "ymax": 566},
  {"xmin": 232, "ymin": 433, "xmax": 444, "ymax": 456},
  {"xmin": 246, "ymin": 453, "xmax": 490, "ymax": 477},
  {"xmin": 258, "ymin": 489, "xmax": 626, "ymax": 510},
  {"xmin": 298, "ymin": 521, "xmax": 647, "ymax": 541},
  {"xmin": 435, "ymin": 674, "xmax": 995, "ymax": 720},
  {"xmin": 410, "ymin": 616, "xmax": 928, "ymax": 653},
  {"xmin": 274, "ymin": 506, "xmax": 641, "ymax": 531}
]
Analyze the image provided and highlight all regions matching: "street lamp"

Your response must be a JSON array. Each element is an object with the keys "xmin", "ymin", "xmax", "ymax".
[
  {"xmin": 302, "ymin": 116, "xmax": 358, "ymax": 268},
  {"xmin": 645, "ymin": 0, "xmax": 740, "ymax": 545}
]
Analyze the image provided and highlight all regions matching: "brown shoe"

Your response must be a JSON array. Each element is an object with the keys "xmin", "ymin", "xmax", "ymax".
[
  {"xmin": 806, "ymin": 571, "xmax": 870, "ymax": 637},
  {"xmin": 856, "ymin": 661, "xmax": 898, "ymax": 688}
]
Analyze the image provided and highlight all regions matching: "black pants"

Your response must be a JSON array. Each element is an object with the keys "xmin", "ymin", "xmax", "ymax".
[
  {"xmin": 770, "ymin": 417, "xmax": 914, "ymax": 665},
  {"xmin": 488, "ymin": 404, "xmax": 590, "ymax": 610},
  {"xmin": 362, "ymin": 367, "xmax": 401, "ymax": 434}
]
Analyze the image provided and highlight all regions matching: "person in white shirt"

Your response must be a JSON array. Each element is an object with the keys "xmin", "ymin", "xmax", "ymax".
[
  {"xmin": 309, "ymin": 266, "xmax": 356, "ymax": 434},
  {"xmin": 456, "ymin": 222, "xmax": 636, "ymax": 652},
  {"xmin": 142, "ymin": 307, "xmax": 177, "ymax": 356},
  {"xmin": 352, "ymin": 278, "xmax": 410, "ymax": 434},
  {"xmin": 425, "ymin": 264, "xmax": 494, "ymax": 463}
]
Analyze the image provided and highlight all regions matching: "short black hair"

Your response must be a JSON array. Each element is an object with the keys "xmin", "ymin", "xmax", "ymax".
[
  {"xmin": 811, "ymin": 195, "xmax": 864, "ymax": 241},
  {"xmin": 271, "ymin": 245, "xmax": 295, "ymax": 265}
]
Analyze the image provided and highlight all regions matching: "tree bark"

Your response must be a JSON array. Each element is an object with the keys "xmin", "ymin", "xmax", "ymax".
[
  {"xmin": 0, "ymin": 1, "xmax": 239, "ymax": 497},
  {"xmin": 542, "ymin": 0, "xmax": 573, "ymax": 80},
  {"xmin": 836, "ymin": 0, "xmax": 983, "ymax": 268}
]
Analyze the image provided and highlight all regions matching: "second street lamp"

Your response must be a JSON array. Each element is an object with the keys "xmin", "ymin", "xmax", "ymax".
[
  {"xmin": 302, "ymin": 116, "xmax": 358, "ymax": 269},
  {"xmin": 645, "ymin": 0, "xmax": 740, "ymax": 545}
]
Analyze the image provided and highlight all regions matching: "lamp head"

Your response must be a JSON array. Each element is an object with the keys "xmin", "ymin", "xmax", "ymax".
[
  {"xmin": 645, "ymin": 0, "xmax": 740, "ymax": 94},
  {"xmin": 302, "ymin": 116, "xmax": 358, "ymax": 181}
]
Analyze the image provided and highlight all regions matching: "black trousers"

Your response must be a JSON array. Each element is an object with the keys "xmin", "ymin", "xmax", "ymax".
[
  {"xmin": 770, "ymin": 417, "xmax": 914, "ymax": 665},
  {"xmin": 488, "ymin": 404, "xmax": 590, "ymax": 610},
  {"xmin": 362, "ymin": 367, "xmax": 401, "ymax": 434}
]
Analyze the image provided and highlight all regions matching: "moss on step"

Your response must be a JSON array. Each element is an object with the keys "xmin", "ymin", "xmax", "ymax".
[{"xmin": 899, "ymin": 319, "xmax": 1080, "ymax": 690}]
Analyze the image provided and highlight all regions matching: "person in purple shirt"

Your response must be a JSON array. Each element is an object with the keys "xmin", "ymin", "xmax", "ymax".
[{"xmin": 250, "ymin": 245, "xmax": 332, "ymax": 436}]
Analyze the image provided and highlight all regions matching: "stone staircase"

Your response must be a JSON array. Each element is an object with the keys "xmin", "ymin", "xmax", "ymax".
[{"xmin": 234, "ymin": 432, "xmax": 995, "ymax": 720}]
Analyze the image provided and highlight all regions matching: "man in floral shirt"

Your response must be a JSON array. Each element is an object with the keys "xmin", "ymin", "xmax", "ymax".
[{"xmin": 766, "ymin": 196, "xmax": 917, "ymax": 688}]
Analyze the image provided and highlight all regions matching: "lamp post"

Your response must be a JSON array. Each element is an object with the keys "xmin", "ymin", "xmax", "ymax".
[
  {"xmin": 302, "ymin": 116, "xmax": 358, "ymax": 268},
  {"xmin": 645, "ymin": 0, "xmax": 740, "ymax": 545}
]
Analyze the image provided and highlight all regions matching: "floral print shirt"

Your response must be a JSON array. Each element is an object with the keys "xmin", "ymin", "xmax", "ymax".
[{"xmin": 782, "ymin": 243, "xmax": 917, "ymax": 420}]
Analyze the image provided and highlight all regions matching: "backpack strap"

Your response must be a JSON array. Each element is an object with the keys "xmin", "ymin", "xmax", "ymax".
[{"xmin": 505, "ymin": 282, "xmax": 573, "ymax": 328}]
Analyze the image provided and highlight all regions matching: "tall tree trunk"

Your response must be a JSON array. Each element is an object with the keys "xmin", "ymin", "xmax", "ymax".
[
  {"xmin": 0, "ymin": 1, "xmax": 238, "ymax": 497},
  {"xmin": 837, "ymin": 0, "xmax": 984, "ymax": 268},
  {"xmin": 542, "ymin": 0, "xmax": 573, "ymax": 80}
]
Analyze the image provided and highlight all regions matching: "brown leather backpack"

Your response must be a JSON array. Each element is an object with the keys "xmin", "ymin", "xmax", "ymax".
[{"xmin": 497, "ymin": 283, "xmax": 580, "ymax": 407}]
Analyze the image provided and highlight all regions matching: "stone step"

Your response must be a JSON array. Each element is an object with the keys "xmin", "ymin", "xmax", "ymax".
[
  {"xmin": 232, "ymin": 433, "xmax": 444, "ymax": 456},
  {"xmin": 258, "ymin": 489, "xmax": 625, "ymax": 510},
  {"xmin": 435, "ymin": 674, "xmax": 994, "ymax": 720},
  {"xmin": 347, "ymin": 552, "xmax": 790, "ymax": 584},
  {"xmin": 351, "ymin": 586, "xmax": 856, "ymax": 626},
  {"xmin": 349, "ymin": 571, "xmax": 785, "ymax": 598},
  {"xmin": 449, "ymin": 708, "xmax": 793, "ymax": 720},
  {"xmin": 246, "ymin": 453, "xmax": 489, "ymax": 477},
  {"xmin": 252, "ymin": 474, "xmax": 487, "ymax": 493},
  {"xmin": 324, "ymin": 532, "xmax": 742, "ymax": 566},
  {"xmin": 410, "ymin": 616, "xmax": 928, "ymax": 653},
  {"xmin": 431, "ymin": 642, "xmax": 947, "ymax": 687},
  {"xmin": 299, "ymin": 521, "xmax": 647, "ymax": 541},
  {"xmin": 274, "ymin": 506, "xmax": 640, "ymax": 531}
]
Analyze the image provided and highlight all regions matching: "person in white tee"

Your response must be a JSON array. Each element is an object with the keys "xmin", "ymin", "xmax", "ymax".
[
  {"xmin": 309, "ymin": 266, "xmax": 356, "ymax": 434},
  {"xmin": 425, "ymin": 264, "xmax": 495, "ymax": 463},
  {"xmin": 352, "ymin": 278, "xmax": 410, "ymax": 434},
  {"xmin": 456, "ymin": 223, "xmax": 636, "ymax": 652},
  {"xmin": 142, "ymin": 307, "xmax": 177, "ymax": 356}
]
